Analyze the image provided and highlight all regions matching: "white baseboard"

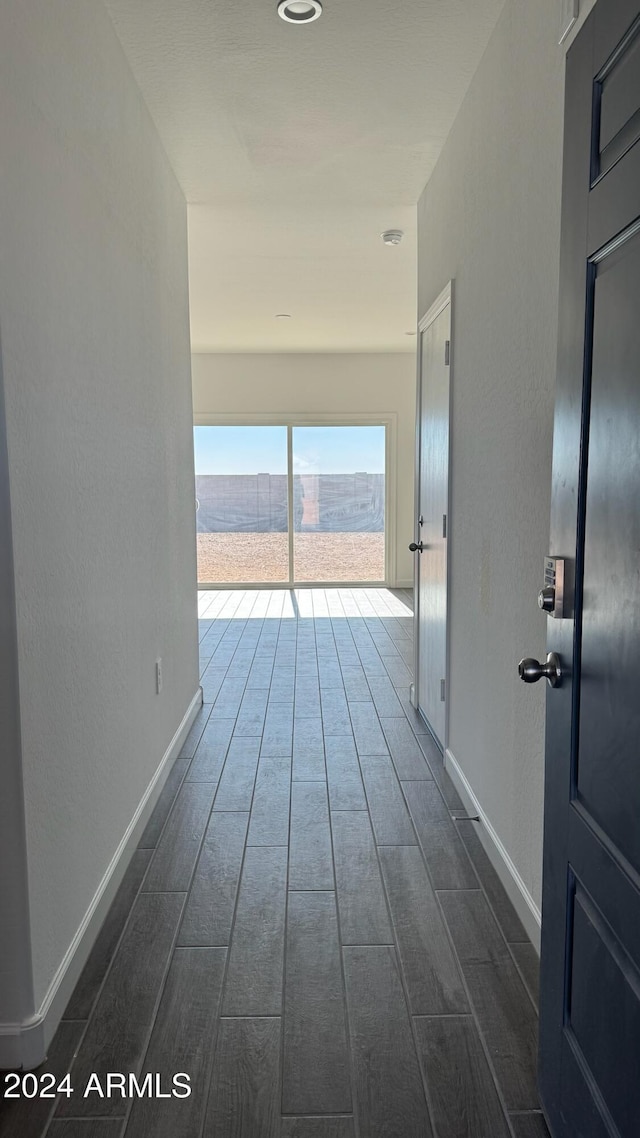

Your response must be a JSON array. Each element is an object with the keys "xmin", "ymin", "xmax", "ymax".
[
  {"xmin": 445, "ymin": 747, "xmax": 542, "ymax": 952},
  {"xmin": 0, "ymin": 687, "xmax": 203, "ymax": 1071}
]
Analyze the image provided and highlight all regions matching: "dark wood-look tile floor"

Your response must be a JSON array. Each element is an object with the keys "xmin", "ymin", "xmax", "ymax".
[{"xmin": 0, "ymin": 588, "xmax": 549, "ymax": 1138}]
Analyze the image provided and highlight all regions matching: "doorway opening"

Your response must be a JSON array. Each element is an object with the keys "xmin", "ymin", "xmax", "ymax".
[{"xmin": 194, "ymin": 419, "xmax": 390, "ymax": 587}]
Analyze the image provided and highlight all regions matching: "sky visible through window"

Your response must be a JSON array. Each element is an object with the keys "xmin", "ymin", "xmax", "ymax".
[{"xmin": 194, "ymin": 425, "xmax": 386, "ymax": 475}]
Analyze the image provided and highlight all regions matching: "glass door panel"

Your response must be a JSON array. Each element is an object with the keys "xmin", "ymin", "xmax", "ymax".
[
  {"xmin": 194, "ymin": 426, "xmax": 289, "ymax": 584},
  {"xmin": 292, "ymin": 426, "xmax": 386, "ymax": 582}
]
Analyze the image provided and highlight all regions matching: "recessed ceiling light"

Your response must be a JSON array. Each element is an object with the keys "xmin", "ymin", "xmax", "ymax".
[
  {"xmin": 275, "ymin": 313, "xmax": 292, "ymax": 319},
  {"xmin": 381, "ymin": 229, "xmax": 404, "ymax": 246},
  {"xmin": 277, "ymin": 0, "xmax": 322, "ymax": 24}
]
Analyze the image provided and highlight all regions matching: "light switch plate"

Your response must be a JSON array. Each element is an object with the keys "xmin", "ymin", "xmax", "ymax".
[{"xmin": 560, "ymin": 0, "xmax": 579, "ymax": 44}]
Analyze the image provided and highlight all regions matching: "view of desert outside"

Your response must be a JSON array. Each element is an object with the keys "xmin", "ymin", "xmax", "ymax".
[{"xmin": 194, "ymin": 425, "xmax": 386, "ymax": 584}]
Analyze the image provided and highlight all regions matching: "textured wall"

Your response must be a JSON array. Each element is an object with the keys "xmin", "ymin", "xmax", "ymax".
[
  {"xmin": 0, "ymin": 0, "xmax": 199, "ymax": 1009},
  {"xmin": 417, "ymin": 0, "xmax": 566, "ymax": 911},
  {"xmin": 192, "ymin": 353, "xmax": 416, "ymax": 585}
]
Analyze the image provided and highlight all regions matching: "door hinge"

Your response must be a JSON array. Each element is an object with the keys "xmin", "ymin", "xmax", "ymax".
[
  {"xmin": 444, "ymin": 339, "xmax": 451, "ymax": 365},
  {"xmin": 440, "ymin": 678, "xmax": 446, "ymax": 702},
  {"xmin": 442, "ymin": 513, "xmax": 447, "ymax": 539}
]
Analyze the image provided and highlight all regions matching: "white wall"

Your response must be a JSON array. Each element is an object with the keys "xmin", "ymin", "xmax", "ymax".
[
  {"xmin": 417, "ymin": 0, "xmax": 566, "ymax": 923},
  {"xmin": 0, "ymin": 0, "xmax": 199, "ymax": 1049},
  {"xmin": 0, "ymin": 350, "xmax": 35, "ymax": 1033},
  {"xmin": 192, "ymin": 353, "xmax": 416, "ymax": 586}
]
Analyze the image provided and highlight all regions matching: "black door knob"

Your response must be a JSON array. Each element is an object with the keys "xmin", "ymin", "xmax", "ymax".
[{"xmin": 409, "ymin": 542, "xmax": 424, "ymax": 553}]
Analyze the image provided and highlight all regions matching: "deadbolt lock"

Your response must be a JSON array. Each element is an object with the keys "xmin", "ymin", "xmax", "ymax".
[
  {"xmin": 538, "ymin": 586, "xmax": 555, "ymax": 613},
  {"xmin": 540, "ymin": 557, "xmax": 565, "ymax": 618}
]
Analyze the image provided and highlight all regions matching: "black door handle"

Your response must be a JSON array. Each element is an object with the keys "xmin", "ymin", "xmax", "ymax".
[{"xmin": 409, "ymin": 542, "xmax": 424, "ymax": 553}]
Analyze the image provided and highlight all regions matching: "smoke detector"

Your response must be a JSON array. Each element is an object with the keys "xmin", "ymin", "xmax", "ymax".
[
  {"xmin": 381, "ymin": 230, "xmax": 404, "ymax": 246},
  {"xmin": 278, "ymin": 0, "xmax": 323, "ymax": 23}
]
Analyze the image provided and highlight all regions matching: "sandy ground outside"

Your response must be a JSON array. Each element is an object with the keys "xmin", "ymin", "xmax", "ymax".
[{"xmin": 197, "ymin": 532, "xmax": 385, "ymax": 583}]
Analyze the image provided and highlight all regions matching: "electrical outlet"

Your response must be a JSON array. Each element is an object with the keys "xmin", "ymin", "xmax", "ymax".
[{"xmin": 155, "ymin": 658, "xmax": 163, "ymax": 695}]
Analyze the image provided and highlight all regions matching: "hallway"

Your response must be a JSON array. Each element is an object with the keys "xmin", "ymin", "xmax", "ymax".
[{"xmin": 1, "ymin": 588, "xmax": 547, "ymax": 1138}]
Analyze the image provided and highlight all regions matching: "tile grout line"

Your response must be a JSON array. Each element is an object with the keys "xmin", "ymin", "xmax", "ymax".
[
  {"xmin": 348, "ymin": 727, "xmax": 440, "ymax": 1138},
  {"xmin": 102, "ymin": 885, "xmax": 193, "ymax": 1138},
  {"xmin": 41, "ymin": 589, "xmax": 538, "ymax": 1138},
  {"xmin": 204, "ymin": 588, "xmax": 267, "ymax": 818},
  {"xmin": 41, "ymin": 589, "xmax": 264, "ymax": 1138},
  {"xmin": 43, "ymin": 892, "xmax": 192, "ymax": 1137},
  {"xmin": 139, "ymin": 590, "xmax": 265, "ymax": 1134},
  {"xmin": 50, "ymin": 767, "xmax": 204, "ymax": 1134},
  {"xmin": 350, "ymin": 587, "xmax": 520, "ymax": 1138},
  {"xmin": 278, "ymin": 590, "xmax": 298, "ymax": 1123},
  {"xmin": 43, "ymin": 646, "xmax": 240, "ymax": 1131},
  {"xmin": 316, "ymin": 588, "xmax": 360, "ymax": 1135},
  {"xmin": 114, "ymin": 600, "xmax": 269, "ymax": 1138},
  {"xmin": 338, "ymin": 590, "xmax": 440, "ymax": 1135},
  {"xmin": 196, "ymin": 589, "xmax": 280, "ymax": 1138},
  {"xmin": 385, "ymin": 746, "xmax": 530, "ymax": 1132},
  {"xmin": 419, "ymin": 760, "xmax": 540, "ymax": 1019},
  {"xmin": 395, "ymin": 775, "xmax": 521, "ymax": 1135}
]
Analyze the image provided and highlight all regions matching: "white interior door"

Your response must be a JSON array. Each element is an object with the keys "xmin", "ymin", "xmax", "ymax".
[{"xmin": 414, "ymin": 286, "xmax": 451, "ymax": 747}]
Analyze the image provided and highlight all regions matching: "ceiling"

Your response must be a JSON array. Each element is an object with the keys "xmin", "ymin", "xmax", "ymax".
[{"xmin": 103, "ymin": 0, "xmax": 504, "ymax": 352}]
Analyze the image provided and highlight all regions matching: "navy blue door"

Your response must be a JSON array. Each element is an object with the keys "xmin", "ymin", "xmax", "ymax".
[{"xmin": 539, "ymin": 2, "xmax": 640, "ymax": 1135}]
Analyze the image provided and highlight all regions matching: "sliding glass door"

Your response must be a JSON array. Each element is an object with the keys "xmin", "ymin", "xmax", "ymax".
[{"xmin": 194, "ymin": 421, "xmax": 387, "ymax": 586}]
